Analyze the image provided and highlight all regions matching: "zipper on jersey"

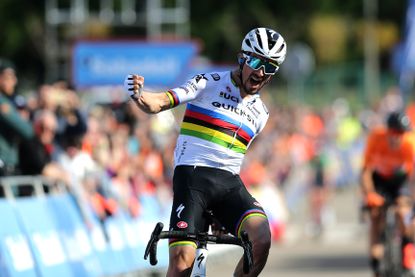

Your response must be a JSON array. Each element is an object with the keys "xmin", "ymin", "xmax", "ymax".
[
  {"xmin": 229, "ymin": 121, "xmax": 243, "ymax": 150},
  {"xmin": 228, "ymin": 86, "xmax": 253, "ymax": 151},
  {"xmin": 229, "ymin": 101, "xmax": 244, "ymax": 150}
]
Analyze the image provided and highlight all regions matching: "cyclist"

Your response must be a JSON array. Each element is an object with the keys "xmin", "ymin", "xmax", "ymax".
[
  {"xmin": 361, "ymin": 111, "xmax": 415, "ymax": 276},
  {"xmin": 124, "ymin": 27, "xmax": 286, "ymax": 276}
]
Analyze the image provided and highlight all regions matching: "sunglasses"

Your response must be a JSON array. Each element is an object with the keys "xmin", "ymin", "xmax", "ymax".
[{"xmin": 244, "ymin": 54, "xmax": 279, "ymax": 75}]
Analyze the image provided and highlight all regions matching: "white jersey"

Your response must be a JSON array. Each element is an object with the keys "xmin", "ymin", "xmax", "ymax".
[{"xmin": 166, "ymin": 71, "xmax": 269, "ymax": 174}]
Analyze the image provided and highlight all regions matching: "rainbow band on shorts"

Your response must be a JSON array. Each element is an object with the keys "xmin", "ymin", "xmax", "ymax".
[
  {"xmin": 169, "ymin": 239, "xmax": 197, "ymax": 249},
  {"xmin": 235, "ymin": 209, "xmax": 267, "ymax": 237}
]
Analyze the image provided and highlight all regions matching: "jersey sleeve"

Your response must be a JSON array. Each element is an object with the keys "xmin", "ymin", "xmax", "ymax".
[
  {"xmin": 165, "ymin": 74, "xmax": 209, "ymax": 108},
  {"xmin": 362, "ymin": 131, "xmax": 378, "ymax": 169}
]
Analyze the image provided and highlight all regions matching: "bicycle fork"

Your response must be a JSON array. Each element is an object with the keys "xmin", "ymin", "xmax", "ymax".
[{"xmin": 191, "ymin": 241, "xmax": 208, "ymax": 277}]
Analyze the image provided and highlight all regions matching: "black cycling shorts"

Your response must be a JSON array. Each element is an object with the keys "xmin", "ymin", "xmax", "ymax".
[
  {"xmin": 169, "ymin": 165, "xmax": 267, "ymax": 246},
  {"xmin": 373, "ymin": 171, "xmax": 409, "ymax": 201}
]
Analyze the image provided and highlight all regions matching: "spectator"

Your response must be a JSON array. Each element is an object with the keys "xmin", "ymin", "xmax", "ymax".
[
  {"xmin": 34, "ymin": 81, "xmax": 87, "ymax": 148},
  {"xmin": 18, "ymin": 110, "xmax": 70, "ymax": 186},
  {"xmin": 57, "ymin": 130, "xmax": 118, "ymax": 228},
  {"xmin": 52, "ymin": 83, "xmax": 88, "ymax": 147},
  {"xmin": 0, "ymin": 58, "xmax": 33, "ymax": 176}
]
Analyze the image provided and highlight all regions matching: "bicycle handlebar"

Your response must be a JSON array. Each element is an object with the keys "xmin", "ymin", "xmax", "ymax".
[
  {"xmin": 144, "ymin": 222, "xmax": 253, "ymax": 274},
  {"xmin": 144, "ymin": 222, "xmax": 164, "ymax": 265}
]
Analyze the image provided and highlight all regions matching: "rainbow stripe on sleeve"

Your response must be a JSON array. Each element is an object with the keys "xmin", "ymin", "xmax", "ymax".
[
  {"xmin": 180, "ymin": 104, "xmax": 255, "ymax": 154},
  {"xmin": 166, "ymin": 90, "xmax": 180, "ymax": 108}
]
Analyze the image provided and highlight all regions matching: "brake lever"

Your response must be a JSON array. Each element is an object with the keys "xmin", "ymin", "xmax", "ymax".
[{"xmin": 144, "ymin": 222, "xmax": 164, "ymax": 265}]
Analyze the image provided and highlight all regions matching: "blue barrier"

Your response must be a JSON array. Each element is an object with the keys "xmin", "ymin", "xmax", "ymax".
[
  {"xmin": 110, "ymin": 212, "xmax": 146, "ymax": 272},
  {"xmin": 87, "ymin": 215, "xmax": 127, "ymax": 277},
  {"xmin": 14, "ymin": 197, "xmax": 74, "ymax": 277},
  {"xmin": 86, "ymin": 223, "xmax": 113, "ymax": 276},
  {"xmin": 100, "ymin": 215, "xmax": 132, "ymax": 275},
  {"xmin": 0, "ymin": 200, "xmax": 38, "ymax": 277},
  {"xmin": 47, "ymin": 195, "xmax": 102, "ymax": 277},
  {"xmin": 0, "ymin": 193, "xmax": 171, "ymax": 277}
]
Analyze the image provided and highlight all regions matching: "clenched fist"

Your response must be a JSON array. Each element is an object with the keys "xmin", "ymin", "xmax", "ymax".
[{"xmin": 123, "ymin": 74, "xmax": 144, "ymax": 98}]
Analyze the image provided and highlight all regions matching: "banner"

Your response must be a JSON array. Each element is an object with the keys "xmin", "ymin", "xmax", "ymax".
[{"xmin": 72, "ymin": 40, "xmax": 198, "ymax": 88}]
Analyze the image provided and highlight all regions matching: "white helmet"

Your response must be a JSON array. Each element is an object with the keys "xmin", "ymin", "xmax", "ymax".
[{"xmin": 241, "ymin": 27, "xmax": 287, "ymax": 65}]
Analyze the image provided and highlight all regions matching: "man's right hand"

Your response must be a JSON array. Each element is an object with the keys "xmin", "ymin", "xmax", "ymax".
[
  {"xmin": 365, "ymin": 191, "xmax": 385, "ymax": 207},
  {"xmin": 123, "ymin": 74, "xmax": 144, "ymax": 98}
]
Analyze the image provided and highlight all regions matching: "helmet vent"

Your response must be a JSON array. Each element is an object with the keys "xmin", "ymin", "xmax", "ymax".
[
  {"xmin": 254, "ymin": 46, "xmax": 265, "ymax": 55},
  {"xmin": 267, "ymin": 30, "xmax": 277, "ymax": 49},
  {"xmin": 244, "ymin": 39, "xmax": 252, "ymax": 48},
  {"xmin": 268, "ymin": 41, "xmax": 276, "ymax": 50},
  {"xmin": 276, "ymin": 43, "xmax": 285, "ymax": 54},
  {"xmin": 256, "ymin": 33, "xmax": 263, "ymax": 50}
]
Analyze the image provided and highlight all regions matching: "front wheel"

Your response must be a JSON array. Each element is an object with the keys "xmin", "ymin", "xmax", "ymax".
[{"xmin": 381, "ymin": 207, "xmax": 402, "ymax": 277}]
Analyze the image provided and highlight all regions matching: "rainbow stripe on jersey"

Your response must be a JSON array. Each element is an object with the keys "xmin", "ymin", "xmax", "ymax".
[{"xmin": 180, "ymin": 104, "xmax": 255, "ymax": 154}]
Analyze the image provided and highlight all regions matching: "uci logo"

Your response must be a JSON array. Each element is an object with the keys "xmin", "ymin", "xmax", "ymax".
[{"xmin": 219, "ymin": 92, "xmax": 239, "ymax": 103}]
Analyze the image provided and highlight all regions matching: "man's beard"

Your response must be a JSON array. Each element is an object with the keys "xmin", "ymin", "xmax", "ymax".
[{"xmin": 242, "ymin": 73, "xmax": 271, "ymax": 94}]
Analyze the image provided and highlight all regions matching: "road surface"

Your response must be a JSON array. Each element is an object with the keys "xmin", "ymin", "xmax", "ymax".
[
  {"xmin": 206, "ymin": 236, "xmax": 370, "ymax": 277},
  {"xmin": 207, "ymin": 185, "xmax": 371, "ymax": 276}
]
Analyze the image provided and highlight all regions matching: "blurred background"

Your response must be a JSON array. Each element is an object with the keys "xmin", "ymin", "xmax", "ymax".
[
  {"xmin": 0, "ymin": 0, "xmax": 414, "ymax": 276},
  {"xmin": 0, "ymin": 0, "xmax": 411, "ymax": 106}
]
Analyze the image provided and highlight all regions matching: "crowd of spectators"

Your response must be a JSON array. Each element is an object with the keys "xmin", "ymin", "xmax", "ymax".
[
  {"xmin": 0, "ymin": 58, "xmax": 177, "ymax": 231},
  {"xmin": 0, "ymin": 57, "xmax": 410, "ymax": 242}
]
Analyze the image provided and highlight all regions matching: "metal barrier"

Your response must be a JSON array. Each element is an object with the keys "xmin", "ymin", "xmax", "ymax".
[{"xmin": 0, "ymin": 175, "xmax": 67, "ymax": 199}]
